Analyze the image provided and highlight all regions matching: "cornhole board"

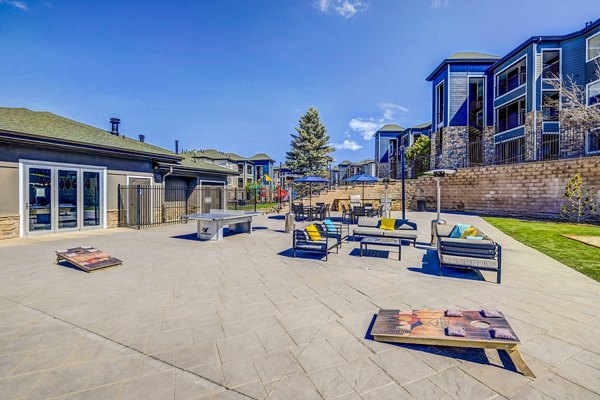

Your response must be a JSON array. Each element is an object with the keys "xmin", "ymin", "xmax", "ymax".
[
  {"xmin": 55, "ymin": 247, "xmax": 122, "ymax": 272},
  {"xmin": 371, "ymin": 309, "xmax": 535, "ymax": 378}
]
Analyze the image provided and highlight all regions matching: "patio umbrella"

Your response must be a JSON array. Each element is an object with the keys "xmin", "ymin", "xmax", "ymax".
[
  {"xmin": 343, "ymin": 174, "xmax": 379, "ymax": 203},
  {"xmin": 294, "ymin": 175, "xmax": 329, "ymax": 206}
]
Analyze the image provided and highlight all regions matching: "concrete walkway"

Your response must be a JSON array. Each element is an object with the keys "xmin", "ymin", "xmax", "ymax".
[{"xmin": 1, "ymin": 211, "xmax": 600, "ymax": 399}]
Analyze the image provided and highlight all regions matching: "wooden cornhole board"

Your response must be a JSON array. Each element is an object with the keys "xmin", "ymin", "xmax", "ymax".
[
  {"xmin": 371, "ymin": 309, "xmax": 535, "ymax": 378},
  {"xmin": 55, "ymin": 247, "xmax": 122, "ymax": 272}
]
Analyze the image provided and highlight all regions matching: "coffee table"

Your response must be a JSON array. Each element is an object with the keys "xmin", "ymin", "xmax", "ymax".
[{"xmin": 360, "ymin": 237, "xmax": 401, "ymax": 261}]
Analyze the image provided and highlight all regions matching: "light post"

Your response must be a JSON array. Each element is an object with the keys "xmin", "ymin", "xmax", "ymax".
[
  {"xmin": 284, "ymin": 174, "xmax": 300, "ymax": 233},
  {"xmin": 382, "ymin": 178, "xmax": 391, "ymax": 219},
  {"xmin": 400, "ymin": 145, "xmax": 406, "ymax": 220}
]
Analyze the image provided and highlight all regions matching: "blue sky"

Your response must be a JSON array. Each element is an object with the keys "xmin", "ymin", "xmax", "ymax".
[{"xmin": 1, "ymin": 1, "xmax": 598, "ymax": 164}]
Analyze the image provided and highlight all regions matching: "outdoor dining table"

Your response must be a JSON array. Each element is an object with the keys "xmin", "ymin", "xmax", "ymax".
[{"xmin": 303, "ymin": 205, "xmax": 318, "ymax": 221}]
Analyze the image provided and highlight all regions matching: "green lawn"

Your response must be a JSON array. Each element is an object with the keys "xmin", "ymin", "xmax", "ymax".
[{"xmin": 484, "ymin": 217, "xmax": 600, "ymax": 282}]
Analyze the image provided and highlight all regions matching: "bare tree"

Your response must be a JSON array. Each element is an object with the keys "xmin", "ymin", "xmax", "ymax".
[{"xmin": 546, "ymin": 59, "xmax": 600, "ymax": 127}]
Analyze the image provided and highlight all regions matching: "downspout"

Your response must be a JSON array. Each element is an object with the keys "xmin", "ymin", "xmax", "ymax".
[{"xmin": 533, "ymin": 37, "xmax": 541, "ymax": 161}]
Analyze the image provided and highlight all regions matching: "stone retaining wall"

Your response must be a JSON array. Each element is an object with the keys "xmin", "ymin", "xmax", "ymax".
[{"xmin": 311, "ymin": 156, "xmax": 600, "ymax": 220}]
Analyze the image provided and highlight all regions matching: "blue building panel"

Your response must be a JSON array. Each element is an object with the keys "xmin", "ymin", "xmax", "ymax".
[
  {"xmin": 494, "ymin": 85, "xmax": 526, "ymax": 108},
  {"xmin": 495, "ymin": 127, "xmax": 525, "ymax": 143}
]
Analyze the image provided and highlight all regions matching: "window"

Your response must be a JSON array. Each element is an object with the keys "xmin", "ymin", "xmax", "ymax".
[
  {"xmin": 496, "ymin": 58, "xmax": 527, "ymax": 97},
  {"xmin": 436, "ymin": 82, "xmax": 445, "ymax": 125},
  {"xmin": 588, "ymin": 128, "xmax": 600, "ymax": 154},
  {"xmin": 542, "ymin": 50, "xmax": 560, "ymax": 79},
  {"xmin": 587, "ymin": 31, "xmax": 600, "ymax": 62},
  {"xmin": 469, "ymin": 77, "xmax": 485, "ymax": 127},
  {"xmin": 542, "ymin": 91, "xmax": 559, "ymax": 120},
  {"xmin": 496, "ymin": 98, "xmax": 526, "ymax": 132},
  {"xmin": 587, "ymin": 80, "xmax": 600, "ymax": 106}
]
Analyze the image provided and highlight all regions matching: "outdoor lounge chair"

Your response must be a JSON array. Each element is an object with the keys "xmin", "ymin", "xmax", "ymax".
[
  {"xmin": 315, "ymin": 221, "xmax": 349, "ymax": 247},
  {"xmin": 341, "ymin": 204, "xmax": 352, "ymax": 223},
  {"xmin": 351, "ymin": 206, "xmax": 368, "ymax": 224},
  {"xmin": 434, "ymin": 224, "xmax": 502, "ymax": 284},
  {"xmin": 293, "ymin": 203, "xmax": 306, "ymax": 221},
  {"xmin": 292, "ymin": 228, "xmax": 338, "ymax": 261}
]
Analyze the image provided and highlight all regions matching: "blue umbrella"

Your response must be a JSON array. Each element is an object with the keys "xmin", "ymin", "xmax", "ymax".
[
  {"xmin": 294, "ymin": 175, "xmax": 329, "ymax": 206},
  {"xmin": 343, "ymin": 174, "xmax": 379, "ymax": 202}
]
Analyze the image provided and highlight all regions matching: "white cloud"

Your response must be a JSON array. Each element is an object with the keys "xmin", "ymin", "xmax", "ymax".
[
  {"xmin": 333, "ymin": 140, "xmax": 362, "ymax": 151},
  {"xmin": 349, "ymin": 118, "xmax": 379, "ymax": 140},
  {"xmin": 430, "ymin": 0, "xmax": 448, "ymax": 9},
  {"xmin": 315, "ymin": 0, "xmax": 367, "ymax": 19},
  {"xmin": 0, "ymin": 0, "xmax": 28, "ymax": 10},
  {"xmin": 380, "ymin": 102, "xmax": 408, "ymax": 120}
]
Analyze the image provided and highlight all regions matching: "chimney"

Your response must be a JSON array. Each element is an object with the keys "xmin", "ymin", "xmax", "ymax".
[
  {"xmin": 138, "ymin": 134, "xmax": 145, "ymax": 142},
  {"xmin": 175, "ymin": 140, "xmax": 179, "ymax": 154},
  {"xmin": 110, "ymin": 118, "xmax": 120, "ymax": 135}
]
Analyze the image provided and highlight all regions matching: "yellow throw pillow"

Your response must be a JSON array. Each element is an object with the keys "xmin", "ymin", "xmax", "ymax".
[
  {"xmin": 380, "ymin": 218, "xmax": 396, "ymax": 231},
  {"xmin": 461, "ymin": 226, "xmax": 478, "ymax": 239},
  {"xmin": 305, "ymin": 224, "xmax": 322, "ymax": 241}
]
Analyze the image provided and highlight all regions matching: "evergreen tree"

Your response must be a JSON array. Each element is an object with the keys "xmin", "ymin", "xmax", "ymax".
[{"xmin": 286, "ymin": 107, "xmax": 334, "ymax": 176}]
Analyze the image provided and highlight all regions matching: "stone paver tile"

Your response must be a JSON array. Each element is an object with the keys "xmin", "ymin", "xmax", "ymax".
[
  {"xmin": 360, "ymin": 383, "xmax": 414, "ymax": 400},
  {"xmin": 513, "ymin": 310, "xmax": 579, "ymax": 331},
  {"xmin": 276, "ymin": 305, "xmax": 333, "ymax": 332},
  {"xmin": 548, "ymin": 321, "xmax": 600, "ymax": 354},
  {"xmin": 86, "ymin": 355, "xmax": 143, "ymax": 388},
  {"xmin": 234, "ymin": 380, "xmax": 267, "ymax": 399},
  {"xmin": 11, "ymin": 346, "xmax": 74, "ymax": 375},
  {"xmin": 147, "ymin": 328, "xmax": 194, "ymax": 355},
  {"xmin": 211, "ymin": 389, "xmax": 249, "ymax": 399},
  {"xmin": 118, "ymin": 371, "xmax": 175, "ymax": 400},
  {"xmin": 552, "ymin": 357, "xmax": 600, "ymax": 395},
  {"xmin": 192, "ymin": 322, "xmax": 226, "ymax": 345},
  {"xmin": 217, "ymin": 333, "xmax": 267, "ymax": 364},
  {"xmin": 221, "ymin": 358, "xmax": 260, "ymax": 388},
  {"xmin": 252, "ymin": 350, "xmax": 299, "ymax": 384},
  {"xmin": 286, "ymin": 321, "xmax": 346, "ymax": 346},
  {"xmin": 325, "ymin": 334, "xmax": 372, "ymax": 361},
  {"xmin": 404, "ymin": 378, "xmax": 454, "ymax": 400},
  {"xmin": 60, "ymin": 384, "xmax": 120, "ymax": 400},
  {"xmin": 267, "ymin": 372, "xmax": 321, "ymax": 400},
  {"xmin": 335, "ymin": 358, "xmax": 392, "ymax": 395},
  {"xmin": 65, "ymin": 343, "xmax": 106, "ymax": 365},
  {"xmin": 335, "ymin": 392, "xmax": 361, "ymax": 400},
  {"xmin": 0, "ymin": 352, "xmax": 28, "ymax": 378},
  {"xmin": 507, "ymin": 385, "xmax": 555, "ymax": 400},
  {"xmin": 222, "ymin": 316, "xmax": 281, "ymax": 338},
  {"xmin": 174, "ymin": 370, "xmax": 224, "ymax": 399},
  {"xmin": 27, "ymin": 361, "xmax": 95, "ymax": 400},
  {"xmin": 295, "ymin": 338, "xmax": 346, "ymax": 373},
  {"xmin": 0, "ymin": 371, "xmax": 42, "ymax": 399},
  {"xmin": 429, "ymin": 367, "xmax": 497, "ymax": 400},
  {"xmin": 407, "ymin": 346, "xmax": 460, "ymax": 372},
  {"xmin": 308, "ymin": 366, "xmax": 354, "ymax": 400},
  {"xmin": 520, "ymin": 334, "xmax": 581, "ymax": 366},
  {"xmin": 574, "ymin": 350, "xmax": 600, "ymax": 370},
  {"xmin": 256, "ymin": 326, "xmax": 295, "ymax": 353},
  {"xmin": 174, "ymin": 342, "xmax": 220, "ymax": 369},
  {"xmin": 189, "ymin": 361, "xmax": 225, "ymax": 387},
  {"xmin": 502, "ymin": 318, "xmax": 545, "ymax": 344},
  {"xmin": 371, "ymin": 348, "xmax": 436, "ymax": 386},
  {"xmin": 531, "ymin": 371, "xmax": 599, "ymax": 400},
  {"xmin": 458, "ymin": 356, "xmax": 531, "ymax": 397}
]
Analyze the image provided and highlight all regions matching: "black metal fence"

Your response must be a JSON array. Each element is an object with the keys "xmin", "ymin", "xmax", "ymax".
[
  {"xmin": 117, "ymin": 185, "xmax": 283, "ymax": 229},
  {"xmin": 434, "ymin": 123, "xmax": 600, "ymax": 169}
]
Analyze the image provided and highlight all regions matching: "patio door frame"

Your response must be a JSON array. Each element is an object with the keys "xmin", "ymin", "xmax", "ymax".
[{"xmin": 19, "ymin": 160, "xmax": 107, "ymax": 237}]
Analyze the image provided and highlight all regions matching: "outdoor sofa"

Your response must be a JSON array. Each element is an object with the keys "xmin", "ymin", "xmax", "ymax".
[
  {"xmin": 292, "ymin": 226, "xmax": 339, "ymax": 261},
  {"xmin": 352, "ymin": 217, "xmax": 418, "ymax": 246},
  {"xmin": 434, "ymin": 223, "xmax": 502, "ymax": 284}
]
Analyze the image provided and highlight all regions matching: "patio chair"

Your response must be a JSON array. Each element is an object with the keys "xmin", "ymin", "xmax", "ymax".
[
  {"xmin": 363, "ymin": 202, "xmax": 373, "ymax": 208},
  {"xmin": 324, "ymin": 204, "xmax": 331, "ymax": 219},
  {"xmin": 341, "ymin": 204, "xmax": 352, "ymax": 223},
  {"xmin": 292, "ymin": 228, "xmax": 338, "ymax": 261},
  {"xmin": 352, "ymin": 206, "xmax": 368, "ymax": 224},
  {"xmin": 315, "ymin": 221, "xmax": 348, "ymax": 248},
  {"xmin": 293, "ymin": 204, "xmax": 305, "ymax": 221},
  {"xmin": 369, "ymin": 205, "xmax": 383, "ymax": 217},
  {"xmin": 315, "ymin": 203, "xmax": 327, "ymax": 220}
]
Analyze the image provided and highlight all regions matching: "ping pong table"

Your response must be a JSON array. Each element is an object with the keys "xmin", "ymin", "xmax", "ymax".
[{"xmin": 184, "ymin": 209, "xmax": 261, "ymax": 241}]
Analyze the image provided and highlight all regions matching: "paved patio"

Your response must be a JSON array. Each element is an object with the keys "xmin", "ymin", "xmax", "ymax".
[{"xmin": 1, "ymin": 211, "xmax": 600, "ymax": 399}]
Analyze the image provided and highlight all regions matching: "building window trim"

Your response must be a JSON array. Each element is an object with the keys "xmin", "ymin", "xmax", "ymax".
[
  {"xmin": 495, "ymin": 96, "xmax": 526, "ymax": 134},
  {"xmin": 494, "ymin": 54, "xmax": 528, "ymax": 100},
  {"xmin": 586, "ymin": 78, "xmax": 600, "ymax": 107},
  {"xmin": 587, "ymin": 127, "xmax": 600, "ymax": 154},
  {"xmin": 435, "ymin": 80, "xmax": 445, "ymax": 129},
  {"xmin": 586, "ymin": 30, "xmax": 600, "ymax": 63},
  {"xmin": 541, "ymin": 48, "xmax": 562, "ymax": 81}
]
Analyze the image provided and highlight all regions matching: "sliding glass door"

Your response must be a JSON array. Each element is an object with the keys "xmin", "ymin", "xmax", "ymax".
[{"xmin": 24, "ymin": 164, "xmax": 104, "ymax": 235}]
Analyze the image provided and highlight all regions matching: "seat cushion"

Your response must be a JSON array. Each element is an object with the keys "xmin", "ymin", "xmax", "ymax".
[
  {"xmin": 383, "ymin": 230, "xmax": 417, "ymax": 239},
  {"xmin": 436, "ymin": 224, "xmax": 455, "ymax": 238},
  {"xmin": 305, "ymin": 225, "xmax": 322, "ymax": 241},
  {"xmin": 353, "ymin": 227, "xmax": 384, "ymax": 237},
  {"xmin": 440, "ymin": 254, "xmax": 499, "ymax": 270},
  {"xmin": 357, "ymin": 217, "xmax": 379, "ymax": 228}
]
